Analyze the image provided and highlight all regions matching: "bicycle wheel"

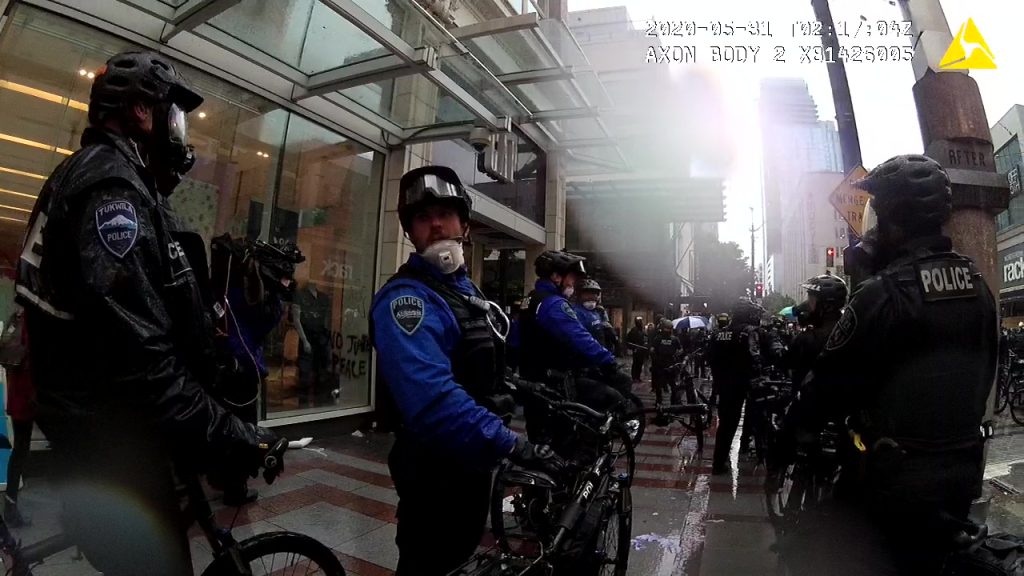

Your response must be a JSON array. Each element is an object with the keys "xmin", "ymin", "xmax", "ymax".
[
  {"xmin": 995, "ymin": 375, "xmax": 1010, "ymax": 414},
  {"xmin": 201, "ymin": 531, "xmax": 346, "ymax": 576},
  {"xmin": 579, "ymin": 481, "xmax": 632, "ymax": 576},
  {"xmin": 1010, "ymin": 379, "xmax": 1024, "ymax": 426}
]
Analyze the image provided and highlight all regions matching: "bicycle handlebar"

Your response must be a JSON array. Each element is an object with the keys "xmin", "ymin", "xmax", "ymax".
[
  {"xmin": 507, "ymin": 376, "xmax": 617, "ymax": 424},
  {"xmin": 262, "ymin": 438, "xmax": 289, "ymax": 484}
]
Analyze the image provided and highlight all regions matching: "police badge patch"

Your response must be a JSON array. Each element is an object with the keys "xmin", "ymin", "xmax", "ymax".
[
  {"xmin": 824, "ymin": 307, "xmax": 857, "ymax": 351},
  {"xmin": 95, "ymin": 200, "xmax": 139, "ymax": 258},
  {"xmin": 391, "ymin": 296, "xmax": 425, "ymax": 335}
]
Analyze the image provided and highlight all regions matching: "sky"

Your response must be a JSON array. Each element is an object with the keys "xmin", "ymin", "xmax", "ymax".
[{"xmin": 567, "ymin": 0, "xmax": 1022, "ymax": 269}]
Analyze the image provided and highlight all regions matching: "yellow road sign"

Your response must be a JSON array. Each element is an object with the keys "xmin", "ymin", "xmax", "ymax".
[
  {"xmin": 940, "ymin": 18, "xmax": 996, "ymax": 70},
  {"xmin": 829, "ymin": 165, "xmax": 870, "ymax": 236}
]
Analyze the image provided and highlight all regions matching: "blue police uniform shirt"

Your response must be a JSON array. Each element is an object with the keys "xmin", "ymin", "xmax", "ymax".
[
  {"xmin": 572, "ymin": 303, "xmax": 604, "ymax": 341},
  {"xmin": 533, "ymin": 279, "xmax": 615, "ymax": 367},
  {"xmin": 371, "ymin": 253, "xmax": 516, "ymax": 464}
]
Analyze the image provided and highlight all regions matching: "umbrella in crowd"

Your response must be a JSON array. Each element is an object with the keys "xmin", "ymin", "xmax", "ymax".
[
  {"xmin": 673, "ymin": 316, "xmax": 708, "ymax": 330},
  {"xmin": 778, "ymin": 306, "xmax": 797, "ymax": 320}
]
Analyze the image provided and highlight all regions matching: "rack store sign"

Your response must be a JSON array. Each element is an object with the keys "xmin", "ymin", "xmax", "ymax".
[{"xmin": 1001, "ymin": 245, "xmax": 1024, "ymax": 293}]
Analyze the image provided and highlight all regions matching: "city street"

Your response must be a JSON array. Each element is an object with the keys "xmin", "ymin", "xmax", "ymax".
[{"xmin": 13, "ymin": 375, "xmax": 1022, "ymax": 575}]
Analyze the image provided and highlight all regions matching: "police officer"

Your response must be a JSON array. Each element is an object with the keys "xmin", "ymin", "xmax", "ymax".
[
  {"xmin": 626, "ymin": 316, "xmax": 649, "ymax": 381},
  {"xmin": 519, "ymin": 251, "xmax": 631, "ymax": 410},
  {"xmin": 707, "ymin": 299, "xmax": 764, "ymax": 474},
  {"xmin": 783, "ymin": 155, "xmax": 997, "ymax": 574},
  {"xmin": 370, "ymin": 165, "xmax": 560, "ymax": 576},
  {"xmin": 783, "ymin": 274, "xmax": 848, "ymax": 389},
  {"xmin": 650, "ymin": 318, "xmax": 684, "ymax": 407},
  {"xmin": 574, "ymin": 279, "xmax": 614, "ymax": 353},
  {"xmin": 14, "ymin": 52, "xmax": 275, "ymax": 575}
]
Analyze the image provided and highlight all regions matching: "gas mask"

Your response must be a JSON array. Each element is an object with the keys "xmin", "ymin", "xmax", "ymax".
[
  {"xmin": 582, "ymin": 301, "xmax": 598, "ymax": 311},
  {"xmin": 422, "ymin": 238, "xmax": 466, "ymax": 275},
  {"xmin": 150, "ymin": 103, "xmax": 196, "ymax": 196}
]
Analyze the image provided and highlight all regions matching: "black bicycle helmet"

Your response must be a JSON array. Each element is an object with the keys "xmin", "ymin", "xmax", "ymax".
[
  {"xmin": 579, "ymin": 279, "xmax": 602, "ymax": 293},
  {"xmin": 535, "ymin": 250, "xmax": 587, "ymax": 278},
  {"xmin": 800, "ymin": 274, "xmax": 849, "ymax": 307},
  {"xmin": 89, "ymin": 51, "xmax": 203, "ymax": 125},
  {"xmin": 398, "ymin": 166, "xmax": 473, "ymax": 232},
  {"xmin": 853, "ymin": 154, "xmax": 951, "ymax": 232},
  {"xmin": 716, "ymin": 312, "xmax": 730, "ymax": 328}
]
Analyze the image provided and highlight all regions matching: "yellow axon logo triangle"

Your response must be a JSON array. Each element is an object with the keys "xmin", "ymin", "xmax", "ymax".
[{"xmin": 940, "ymin": 18, "xmax": 996, "ymax": 69}]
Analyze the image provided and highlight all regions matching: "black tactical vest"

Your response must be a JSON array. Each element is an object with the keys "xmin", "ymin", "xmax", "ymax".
[
  {"xmin": 382, "ymin": 264, "xmax": 504, "ymax": 403},
  {"xmin": 517, "ymin": 289, "xmax": 566, "ymax": 382}
]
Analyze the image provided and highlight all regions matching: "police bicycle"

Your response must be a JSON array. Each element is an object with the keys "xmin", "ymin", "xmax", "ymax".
[
  {"xmin": 451, "ymin": 378, "xmax": 705, "ymax": 576},
  {"xmin": 0, "ymin": 438, "xmax": 345, "ymax": 576},
  {"xmin": 746, "ymin": 378, "xmax": 794, "ymax": 469},
  {"xmin": 650, "ymin": 360, "xmax": 712, "ymax": 450}
]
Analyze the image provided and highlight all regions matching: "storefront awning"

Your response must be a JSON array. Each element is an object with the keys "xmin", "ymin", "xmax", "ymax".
[{"xmin": 111, "ymin": 0, "xmax": 693, "ymax": 181}]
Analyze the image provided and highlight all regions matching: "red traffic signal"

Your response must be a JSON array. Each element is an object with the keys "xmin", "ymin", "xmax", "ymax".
[
  {"xmin": 826, "ymin": 247, "xmax": 835, "ymax": 267},
  {"xmin": 755, "ymin": 283, "xmax": 764, "ymax": 298}
]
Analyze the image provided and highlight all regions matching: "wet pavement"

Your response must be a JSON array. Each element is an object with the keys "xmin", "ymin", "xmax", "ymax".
[{"xmin": 9, "ymin": 374, "xmax": 1024, "ymax": 575}]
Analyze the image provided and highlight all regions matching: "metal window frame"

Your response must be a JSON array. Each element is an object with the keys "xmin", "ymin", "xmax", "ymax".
[
  {"xmin": 161, "ymin": 0, "xmax": 239, "ymax": 41},
  {"xmin": 295, "ymin": 47, "xmax": 437, "ymax": 100},
  {"xmin": 320, "ymin": 0, "xmax": 518, "ymax": 132}
]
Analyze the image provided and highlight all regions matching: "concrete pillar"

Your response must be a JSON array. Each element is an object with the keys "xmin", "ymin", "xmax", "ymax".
[
  {"xmin": 524, "ymin": 244, "xmax": 544, "ymax": 291},
  {"xmin": 899, "ymin": 0, "xmax": 1010, "ymax": 294},
  {"xmin": 914, "ymin": 71, "xmax": 1009, "ymax": 295},
  {"xmin": 470, "ymin": 241, "xmax": 485, "ymax": 285},
  {"xmin": 545, "ymin": 152, "xmax": 566, "ymax": 250}
]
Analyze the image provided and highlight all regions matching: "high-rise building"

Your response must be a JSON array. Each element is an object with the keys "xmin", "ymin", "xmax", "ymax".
[{"xmin": 759, "ymin": 78, "xmax": 843, "ymax": 297}]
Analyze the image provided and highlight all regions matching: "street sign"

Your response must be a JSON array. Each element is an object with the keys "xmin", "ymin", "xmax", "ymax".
[
  {"xmin": 1009, "ymin": 165, "xmax": 1021, "ymax": 198},
  {"xmin": 829, "ymin": 165, "xmax": 870, "ymax": 236}
]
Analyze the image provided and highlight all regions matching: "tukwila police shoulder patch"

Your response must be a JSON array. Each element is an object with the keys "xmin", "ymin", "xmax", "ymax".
[
  {"xmin": 391, "ymin": 296, "xmax": 425, "ymax": 335},
  {"xmin": 95, "ymin": 200, "xmax": 139, "ymax": 258},
  {"xmin": 824, "ymin": 307, "xmax": 857, "ymax": 351}
]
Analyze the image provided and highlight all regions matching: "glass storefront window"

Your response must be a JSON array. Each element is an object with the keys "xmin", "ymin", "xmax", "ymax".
[
  {"xmin": 262, "ymin": 115, "xmax": 383, "ymax": 418},
  {"xmin": 0, "ymin": 4, "xmax": 385, "ymax": 421}
]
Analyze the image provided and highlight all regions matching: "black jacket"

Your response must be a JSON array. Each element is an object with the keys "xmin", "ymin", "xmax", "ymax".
[
  {"xmin": 708, "ymin": 322, "xmax": 762, "ymax": 384},
  {"xmin": 801, "ymin": 235, "xmax": 996, "ymax": 505},
  {"xmin": 784, "ymin": 317, "xmax": 837, "ymax": 388},
  {"xmin": 15, "ymin": 127, "xmax": 256, "ymax": 467}
]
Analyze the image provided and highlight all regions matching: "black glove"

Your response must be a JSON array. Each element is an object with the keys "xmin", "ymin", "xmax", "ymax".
[
  {"xmin": 211, "ymin": 424, "xmax": 285, "ymax": 490},
  {"xmin": 507, "ymin": 436, "xmax": 564, "ymax": 476}
]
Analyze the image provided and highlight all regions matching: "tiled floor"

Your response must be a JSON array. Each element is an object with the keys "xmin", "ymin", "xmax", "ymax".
[{"xmin": 12, "ymin": 374, "xmax": 1023, "ymax": 575}]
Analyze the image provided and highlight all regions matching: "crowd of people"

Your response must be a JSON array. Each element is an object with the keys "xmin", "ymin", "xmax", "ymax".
[{"xmin": 4, "ymin": 48, "xmax": 1002, "ymax": 576}]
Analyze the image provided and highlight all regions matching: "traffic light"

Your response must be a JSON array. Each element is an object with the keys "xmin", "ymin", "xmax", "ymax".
[
  {"xmin": 755, "ymin": 283, "xmax": 764, "ymax": 298},
  {"xmin": 826, "ymin": 247, "xmax": 835, "ymax": 268}
]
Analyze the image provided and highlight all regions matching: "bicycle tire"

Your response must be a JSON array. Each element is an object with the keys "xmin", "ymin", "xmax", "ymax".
[
  {"xmin": 201, "ymin": 531, "xmax": 346, "ymax": 576},
  {"xmin": 995, "ymin": 381, "xmax": 1009, "ymax": 414},
  {"xmin": 597, "ymin": 482, "xmax": 632, "ymax": 576},
  {"xmin": 1011, "ymin": 385, "xmax": 1024, "ymax": 427}
]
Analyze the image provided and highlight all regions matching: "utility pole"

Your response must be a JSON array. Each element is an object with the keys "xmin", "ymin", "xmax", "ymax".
[
  {"xmin": 810, "ymin": 0, "xmax": 864, "ymax": 174},
  {"xmin": 896, "ymin": 0, "xmax": 1009, "ymax": 295},
  {"xmin": 810, "ymin": 0, "xmax": 864, "ymax": 260}
]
